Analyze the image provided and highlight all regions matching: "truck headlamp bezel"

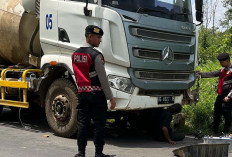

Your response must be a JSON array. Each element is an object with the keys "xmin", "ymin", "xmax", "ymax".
[{"xmin": 108, "ymin": 75, "xmax": 135, "ymax": 94}]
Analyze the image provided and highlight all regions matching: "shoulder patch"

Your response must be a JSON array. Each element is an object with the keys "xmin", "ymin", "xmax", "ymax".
[{"xmin": 99, "ymin": 54, "xmax": 105, "ymax": 64}]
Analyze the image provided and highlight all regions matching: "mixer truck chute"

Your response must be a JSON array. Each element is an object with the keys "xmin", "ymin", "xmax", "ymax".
[{"xmin": 0, "ymin": 0, "xmax": 203, "ymax": 137}]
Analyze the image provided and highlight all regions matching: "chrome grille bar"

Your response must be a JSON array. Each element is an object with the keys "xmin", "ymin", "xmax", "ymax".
[
  {"xmin": 134, "ymin": 70, "xmax": 190, "ymax": 81},
  {"xmin": 133, "ymin": 49, "xmax": 190, "ymax": 61},
  {"xmin": 134, "ymin": 49, "xmax": 161, "ymax": 59},
  {"xmin": 131, "ymin": 27, "xmax": 192, "ymax": 44}
]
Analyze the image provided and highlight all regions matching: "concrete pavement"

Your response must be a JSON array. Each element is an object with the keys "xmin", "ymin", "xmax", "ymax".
[{"xmin": 0, "ymin": 107, "xmax": 223, "ymax": 157}]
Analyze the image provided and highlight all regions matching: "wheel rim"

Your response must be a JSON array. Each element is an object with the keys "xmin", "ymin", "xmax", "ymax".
[{"xmin": 51, "ymin": 95, "xmax": 71, "ymax": 125}]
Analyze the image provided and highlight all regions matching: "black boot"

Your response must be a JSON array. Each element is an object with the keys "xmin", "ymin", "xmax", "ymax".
[
  {"xmin": 95, "ymin": 153, "xmax": 110, "ymax": 157},
  {"xmin": 95, "ymin": 146, "xmax": 110, "ymax": 157},
  {"xmin": 75, "ymin": 147, "xmax": 85, "ymax": 157},
  {"xmin": 74, "ymin": 152, "xmax": 85, "ymax": 157}
]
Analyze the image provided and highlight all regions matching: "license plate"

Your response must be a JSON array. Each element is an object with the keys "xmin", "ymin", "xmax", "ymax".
[{"xmin": 158, "ymin": 96, "xmax": 174, "ymax": 104}]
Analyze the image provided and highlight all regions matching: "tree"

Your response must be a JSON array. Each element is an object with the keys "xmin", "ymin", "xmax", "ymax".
[
  {"xmin": 211, "ymin": 0, "xmax": 218, "ymax": 33},
  {"xmin": 220, "ymin": 0, "xmax": 232, "ymax": 29},
  {"xmin": 203, "ymin": 0, "xmax": 219, "ymax": 31},
  {"xmin": 203, "ymin": 0, "xmax": 212, "ymax": 29}
]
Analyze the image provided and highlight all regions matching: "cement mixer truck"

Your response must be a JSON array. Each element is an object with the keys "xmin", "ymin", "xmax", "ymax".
[{"xmin": 0, "ymin": 0, "xmax": 203, "ymax": 137}]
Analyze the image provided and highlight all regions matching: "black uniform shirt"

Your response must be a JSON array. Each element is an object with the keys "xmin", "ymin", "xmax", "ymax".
[{"xmin": 155, "ymin": 109, "xmax": 173, "ymax": 139}]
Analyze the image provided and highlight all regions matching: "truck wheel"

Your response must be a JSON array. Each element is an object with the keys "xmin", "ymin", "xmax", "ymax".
[
  {"xmin": 0, "ymin": 105, "xmax": 3, "ymax": 115},
  {"xmin": 45, "ymin": 78, "xmax": 78, "ymax": 137},
  {"xmin": 9, "ymin": 106, "xmax": 19, "ymax": 114}
]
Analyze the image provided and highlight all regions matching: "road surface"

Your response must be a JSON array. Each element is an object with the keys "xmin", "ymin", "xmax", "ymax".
[{"xmin": 0, "ymin": 107, "xmax": 216, "ymax": 157}]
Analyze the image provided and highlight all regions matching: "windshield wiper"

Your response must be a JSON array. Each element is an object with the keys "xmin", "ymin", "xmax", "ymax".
[{"xmin": 136, "ymin": 7, "xmax": 167, "ymax": 14}]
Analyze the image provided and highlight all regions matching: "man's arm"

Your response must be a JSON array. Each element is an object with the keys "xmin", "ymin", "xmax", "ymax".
[
  {"xmin": 94, "ymin": 55, "xmax": 116, "ymax": 109},
  {"xmin": 161, "ymin": 111, "xmax": 176, "ymax": 144},
  {"xmin": 162, "ymin": 126, "xmax": 176, "ymax": 145},
  {"xmin": 199, "ymin": 70, "xmax": 221, "ymax": 78}
]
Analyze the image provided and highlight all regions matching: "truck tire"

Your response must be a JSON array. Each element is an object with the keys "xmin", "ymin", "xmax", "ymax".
[
  {"xmin": 9, "ymin": 106, "xmax": 19, "ymax": 114},
  {"xmin": 0, "ymin": 105, "xmax": 3, "ymax": 115},
  {"xmin": 45, "ymin": 78, "xmax": 78, "ymax": 137}
]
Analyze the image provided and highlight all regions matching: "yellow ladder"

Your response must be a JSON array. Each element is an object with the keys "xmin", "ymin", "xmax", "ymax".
[{"xmin": 0, "ymin": 69, "xmax": 42, "ymax": 108}]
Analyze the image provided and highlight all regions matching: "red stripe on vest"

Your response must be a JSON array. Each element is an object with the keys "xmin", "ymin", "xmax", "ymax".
[{"xmin": 218, "ymin": 69, "xmax": 232, "ymax": 95}]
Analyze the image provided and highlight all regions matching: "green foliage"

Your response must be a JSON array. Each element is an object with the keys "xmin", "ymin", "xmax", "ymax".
[
  {"xmin": 183, "ymin": 25, "xmax": 232, "ymax": 135},
  {"xmin": 220, "ymin": 0, "xmax": 232, "ymax": 28},
  {"xmin": 217, "ymin": 28, "xmax": 232, "ymax": 53},
  {"xmin": 198, "ymin": 26, "xmax": 232, "ymax": 64},
  {"xmin": 183, "ymin": 61, "xmax": 219, "ymax": 134}
]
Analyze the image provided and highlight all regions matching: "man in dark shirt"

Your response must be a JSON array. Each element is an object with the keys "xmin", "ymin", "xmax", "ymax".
[{"xmin": 155, "ymin": 103, "xmax": 185, "ymax": 144}]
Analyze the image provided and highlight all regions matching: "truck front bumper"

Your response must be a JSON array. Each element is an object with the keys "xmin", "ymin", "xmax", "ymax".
[{"xmin": 110, "ymin": 88, "xmax": 183, "ymax": 110}]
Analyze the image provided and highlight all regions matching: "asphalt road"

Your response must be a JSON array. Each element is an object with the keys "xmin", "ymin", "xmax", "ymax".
[{"xmin": 0, "ymin": 107, "xmax": 207, "ymax": 157}]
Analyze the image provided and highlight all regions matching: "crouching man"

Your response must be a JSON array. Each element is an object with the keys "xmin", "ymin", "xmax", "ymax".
[{"xmin": 154, "ymin": 103, "xmax": 185, "ymax": 145}]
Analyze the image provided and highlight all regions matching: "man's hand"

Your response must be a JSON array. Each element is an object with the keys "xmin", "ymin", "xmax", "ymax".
[
  {"xmin": 168, "ymin": 140, "xmax": 176, "ymax": 145},
  {"xmin": 224, "ymin": 96, "xmax": 230, "ymax": 102},
  {"xmin": 109, "ymin": 98, "xmax": 116, "ymax": 109},
  {"xmin": 196, "ymin": 71, "xmax": 202, "ymax": 77},
  {"xmin": 162, "ymin": 126, "xmax": 176, "ymax": 145}
]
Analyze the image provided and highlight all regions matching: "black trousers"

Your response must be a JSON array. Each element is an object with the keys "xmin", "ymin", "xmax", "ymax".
[
  {"xmin": 171, "ymin": 132, "xmax": 185, "ymax": 141},
  {"xmin": 212, "ymin": 95, "xmax": 232, "ymax": 133},
  {"xmin": 77, "ymin": 91, "xmax": 108, "ymax": 153}
]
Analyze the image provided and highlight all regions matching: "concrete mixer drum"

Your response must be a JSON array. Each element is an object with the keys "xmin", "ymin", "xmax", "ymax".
[{"xmin": 0, "ymin": 0, "xmax": 41, "ymax": 67}]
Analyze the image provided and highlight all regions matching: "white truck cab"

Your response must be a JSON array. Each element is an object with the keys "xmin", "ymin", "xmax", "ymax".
[{"xmin": 0, "ymin": 0, "xmax": 203, "ymax": 137}]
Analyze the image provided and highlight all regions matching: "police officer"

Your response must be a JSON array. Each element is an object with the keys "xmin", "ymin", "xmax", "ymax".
[
  {"xmin": 72, "ymin": 25, "xmax": 116, "ymax": 157},
  {"xmin": 198, "ymin": 52, "xmax": 232, "ymax": 134}
]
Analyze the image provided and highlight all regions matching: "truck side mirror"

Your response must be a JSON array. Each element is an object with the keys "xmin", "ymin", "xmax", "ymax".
[
  {"xmin": 195, "ymin": 0, "xmax": 203, "ymax": 22},
  {"xmin": 84, "ymin": 0, "xmax": 92, "ymax": 16}
]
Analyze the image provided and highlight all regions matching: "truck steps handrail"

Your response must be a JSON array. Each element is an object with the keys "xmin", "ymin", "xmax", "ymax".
[{"xmin": 0, "ymin": 69, "xmax": 43, "ymax": 108}]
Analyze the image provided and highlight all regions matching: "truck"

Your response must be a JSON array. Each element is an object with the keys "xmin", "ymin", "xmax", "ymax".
[{"xmin": 0, "ymin": 0, "xmax": 203, "ymax": 137}]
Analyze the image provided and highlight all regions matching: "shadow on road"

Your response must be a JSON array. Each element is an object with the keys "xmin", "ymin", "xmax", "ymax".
[
  {"xmin": 0, "ymin": 107, "xmax": 51, "ymax": 134},
  {"xmin": 0, "ymin": 107, "xmax": 203, "ymax": 151},
  {"xmin": 104, "ymin": 130, "xmax": 203, "ymax": 149}
]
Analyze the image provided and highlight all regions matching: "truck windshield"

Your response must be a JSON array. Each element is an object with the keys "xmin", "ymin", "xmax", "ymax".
[{"xmin": 102, "ymin": 0, "xmax": 193, "ymax": 22}]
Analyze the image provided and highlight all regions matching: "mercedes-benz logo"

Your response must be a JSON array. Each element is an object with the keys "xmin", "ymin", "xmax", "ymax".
[{"xmin": 161, "ymin": 46, "xmax": 174, "ymax": 64}]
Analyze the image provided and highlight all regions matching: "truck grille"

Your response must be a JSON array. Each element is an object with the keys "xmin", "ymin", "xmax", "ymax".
[
  {"xmin": 134, "ymin": 70, "xmax": 189, "ymax": 81},
  {"xmin": 133, "ymin": 48, "xmax": 190, "ymax": 61},
  {"xmin": 131, "ymin": 27, "xmax": 192, "ymax": 44}
]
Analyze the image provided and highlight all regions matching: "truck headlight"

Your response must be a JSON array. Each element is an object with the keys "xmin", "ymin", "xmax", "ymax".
[{"xmin": 108, "ymin": 75, "xmax": 135, "ymax": 94}]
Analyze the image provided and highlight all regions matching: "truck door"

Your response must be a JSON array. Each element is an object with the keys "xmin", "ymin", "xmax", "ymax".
[
  {"xmin": 40, "ymin": 0, "xmax": 60, "ymax": 56},
  {"xmin": 57, "ymin": 0, "xmax": 101, "ymax": 55}
]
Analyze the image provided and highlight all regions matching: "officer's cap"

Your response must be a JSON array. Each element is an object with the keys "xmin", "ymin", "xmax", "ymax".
[
  {"xmin": 85, "ymin": 25, "xmax": 104, "ymax": 36},
  {"xmin": 217, "ymin": 52, "xmax": 230, "ymax": 61}
]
